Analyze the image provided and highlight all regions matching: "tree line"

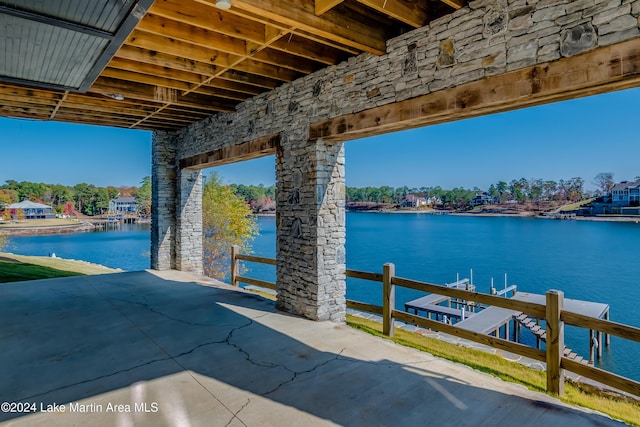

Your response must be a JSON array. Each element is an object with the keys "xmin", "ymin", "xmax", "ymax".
[
  {"xmin": 0, "ymin": 177, "xmax": 151, "ymax": 216},
  {"xmin": 344, "ymin": 176, "xmax": 608, "ymax": 209},
  {"xmin": 223, "ymin": 174, "xmax": 615, "ymax": 211}
]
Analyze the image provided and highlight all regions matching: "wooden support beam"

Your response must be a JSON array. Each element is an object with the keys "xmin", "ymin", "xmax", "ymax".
[
  {"xmin": 440, "ymin": 0, "xmax": 466, "ymax": 10},
  {"xmin": 315, "ymin": 0, "xmax": 344, "ymax": 15},
  {"xmin": 231, "ymin": 0, "xmax": 387, "ymax": 54},
  {"xmin": 356, "ymin": 0, "xmax": 428, "ymax": 28},
  {"xmin": 310, "ymin": 38, "xmax": 640, "ymax": 142},
  {"xmin": 180, "ymin": 133, "xmax": 280, "ymax": 169}
]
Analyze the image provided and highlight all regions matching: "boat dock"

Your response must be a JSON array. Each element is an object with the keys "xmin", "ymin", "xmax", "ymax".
[
  {"xmin": 404, "ymin": 279, "xmax": 477, "ymax": 324},
  {"xmin": 405, "ymin": 288, "xmax": 611, "ymax": 363}
]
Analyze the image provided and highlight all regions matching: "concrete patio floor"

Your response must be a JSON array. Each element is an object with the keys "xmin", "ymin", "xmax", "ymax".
[{"xmin": 0, "ymin": 271, "xmax": 627, "ymax": 426}]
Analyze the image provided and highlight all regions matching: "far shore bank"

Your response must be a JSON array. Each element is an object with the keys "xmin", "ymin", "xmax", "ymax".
[
  {"xmin": 346, "ymin": 208, "xmax": 640, "ymax": 223},
  {"xmin": 0, "ymin": 220, "xmax": 96, "ymax": 236}
]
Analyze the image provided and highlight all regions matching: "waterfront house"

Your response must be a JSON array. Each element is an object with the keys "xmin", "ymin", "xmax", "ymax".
[
  {"xmin": 7, "ymin": 200, "xmax": 55, "ymax": 220},
  {"xmin": 401, "ymin": 194, "xmax": 427, "ymax": 208},
  {"xmin": 470, "ymin": 192, "xmax": 496, "ymax": 207},
  {"xmin": 108, "ymin": 197, "xmax": 137, "ymax": 214},
  {"xmin": 610, "ymin": 179, "xmax": 640, "ymax": 207}
]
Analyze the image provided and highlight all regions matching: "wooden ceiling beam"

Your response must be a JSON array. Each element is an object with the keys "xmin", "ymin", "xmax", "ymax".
[
  {"xmin": 107, "ymin": 58, "xmax": 205, "ymax": 85},
  {"xmin": 233, "ymin": 59, "xmax": 303, "ymax": 82},
  {"xmin": 315, "ymin": 0, "xmax": 344, "ymax": 15},
  {"xmin": 150, "ymin": 0, "xmax": 267, "ymax": 44},
  {"xmin": 126, "ymin": 30, "xmax": 233, "ymax": 68},
  {"xmin": 229, "ymin": 0, "xmax": 387, "ymax": 54},
  {"xmin": 115, "ymin": 45, "xmax": 218, "ymax": 76},
  {"xmin": 217, "ymin": 70, "xmax": 280, "ymax": 90},
  {"xmin": 89, "ymin": 77, "xmax": 237, "ymax": 112},
  {"xmin": 251, "ymin": 48, "xmax": 322, "ymax": 74},
  {"xmin": 205, "ymin": 78, "xmax": 263, "ymax": 96},
  {"xmin": 0, "ymin": 93, "xmax": 58, "ymax": 106},
  {"xmin": 440, "ymin": 0, "xmax": 466, "ymax": 10},
  {"xmin": 269, "ymin": 34, "xmax": 346, "ymax": 65},
  {"xmin": 356, "ymin": 0, "xmax": 429, "ymax": 28},
  {"xmin": 101, "ymin": 68, "xmax": 194, "ymax": 92},
  {"xmin": 137, "ymin": 13, "xmax": 248, "ymax": 56}
]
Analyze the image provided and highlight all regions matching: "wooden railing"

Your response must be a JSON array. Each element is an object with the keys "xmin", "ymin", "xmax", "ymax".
[{"xmin": 230, "ymin": 249, "xmax": 640, "ymax": 398}]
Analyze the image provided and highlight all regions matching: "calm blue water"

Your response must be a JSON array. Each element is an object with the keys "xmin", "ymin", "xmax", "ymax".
[
  {"xmin": 6, "ymin": 214, "xmax": 640, "ymax": 381},
  {"xmin": 6, "ymin": 223, "xmax": 151, "ymax": 271}
]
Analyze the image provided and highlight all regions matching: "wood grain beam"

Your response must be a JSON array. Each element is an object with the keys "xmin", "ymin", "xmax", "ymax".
[
  {"xmin": 315, "ymin": 0, "xmax": 344, "ymax": 15},
  {"xmin": 150, "ymin": 0, "xmax": 267, "ymax": 44},
  {"xmin": 89, "ymin": 77, "xmax": 237, "ymax": 112},
  {"xmin": 310, "ymin": 38, "xmax": 640, "ymax": 141},
  {"xmin": 356, "ymin": 0, "xmax": 429, "ymax": 28},
  {"xmin": 230, "ymin": 0, "xmax": 387, "ymax": 54},
  {"xmin": 115, "ymin": 45, "xmax": 218, "ymax": 76},
  {"xmin": 180, "ymin": 133, "xmax": 280, "ymax": 169},
  {"xmin": 269, "ymin": 34, "xmax": 346, "ymax": 65},
  {"xmin": 138, "ymin": 13, "xmax": 248, "ymax": 56},
  {"xmin": 127, "ymin": 30, "xmax": 233, "ymax": 68},
  {"xmin": 440, "ymin": 0, "xmax": 466, "ymax": 10}
]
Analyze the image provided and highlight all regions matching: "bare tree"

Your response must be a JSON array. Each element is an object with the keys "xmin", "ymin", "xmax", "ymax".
[{"xmin": 593, "ymin": 172, "xmax": 614, "ymax": 196}]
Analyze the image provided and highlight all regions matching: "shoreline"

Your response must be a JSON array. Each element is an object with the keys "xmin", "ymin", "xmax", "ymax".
[
  {"xmin": 0, "ymin": 221, "xmax": 96, "ymax": 236},
  {"xmin": 346, "ymin": 209, "xmax": 640, "ymax": 222}
]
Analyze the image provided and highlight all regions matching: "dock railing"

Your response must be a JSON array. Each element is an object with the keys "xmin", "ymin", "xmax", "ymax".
[{"xmin": 230, "ymin": 247, "xmax": 640, "ymax": 398}]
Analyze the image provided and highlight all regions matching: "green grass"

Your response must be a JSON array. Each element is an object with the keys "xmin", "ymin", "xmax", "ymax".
[
  {"xmin": 0, "ymin": 260, "xmax": 84, "ymax": 282},
  {"xmin": 346, "ymin": 315, "xmax": 640, "ymax": 426},
  {"xmin": 556, "ymin": 198, "xmax": 596, "ymax": 212},
  {"xmin": 0, "ymin": 252, "xmax": 119, "ymax": 283}
]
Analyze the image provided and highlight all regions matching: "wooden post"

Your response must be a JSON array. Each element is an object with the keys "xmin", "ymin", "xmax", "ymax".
[
  {"xmin": 231, "ymin": 245, "xmax": 239, "ymax": 287},
  {"xmin": 605, "ymin": 310, "xmax": 611, "ymax": 346},
  {"xmin": 597, "ymin": 331, "xmax": 603, "ymax": 359},
  {"xmin": 383, "ymin": 263, "xmax": 395, "ymax": 337},
  {"xmin": 546, "ymin": 290, "xmax": 565, "ymax": 395},
  {"xmin": 589, "ymin": 329, "xmax": 595, "ymax": 365}
]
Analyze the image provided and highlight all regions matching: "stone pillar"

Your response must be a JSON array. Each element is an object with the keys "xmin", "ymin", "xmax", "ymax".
[
  {"xmin": 276, "ymin": 131, "xmax": 346, "ymax": 322},
  {"xmin": 176, "ymin": 168, "xmax": 203, "ymax": 274},
  {"xmin": 151, "ymin": 131, "xmax": 177, "ymax": 270}
]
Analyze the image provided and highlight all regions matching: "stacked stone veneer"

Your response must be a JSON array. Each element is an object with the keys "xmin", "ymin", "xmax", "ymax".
[{"xmin": 152, "ymin": 0, "xmax": 640, "ymax": 320}]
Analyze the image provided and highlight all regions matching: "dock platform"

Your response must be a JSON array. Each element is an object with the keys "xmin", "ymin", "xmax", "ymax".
[{"xmin": 456, "ymin": 306, "xmax": 518, "ymax": 335}]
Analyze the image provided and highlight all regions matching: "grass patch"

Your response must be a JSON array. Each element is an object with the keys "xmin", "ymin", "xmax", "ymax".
[
  {"xmin": 0, "ymin": 260, "xmax": 84, "ymax": 282},
  {"xmin": 346, "ymin": 315, "xmax": 640, "ymax": 426},
  {"xmin": 556, "ymin": 198, "xmax": 596, "ymax": 212},
  {"xmin": 0, "ymin": 252, "xmax": 119, "ymax": 283}
]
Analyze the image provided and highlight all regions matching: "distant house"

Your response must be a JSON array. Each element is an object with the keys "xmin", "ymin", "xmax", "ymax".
[
  {"xmin": 7, "ymin": 200, "xmax": 55, "ymax": 220},
  {"xmin": 401, "ymin": 194, "xmax": 427, "ymax": 208},
  {"xmin": 611, "ymin": 179, "xmax": 640, "ymax": 207},
  {"xmin": 109, "ymin": 197, "xmax": 138, "ymax": 213},
  {"xmin": 470, "ymin": 192, "xmax": 496, "ymax": 207}
]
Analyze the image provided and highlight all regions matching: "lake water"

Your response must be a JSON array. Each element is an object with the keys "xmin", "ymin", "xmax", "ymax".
[{"xmin": 6, "ymin": 214, "xmax": 640, "ymax": 381}]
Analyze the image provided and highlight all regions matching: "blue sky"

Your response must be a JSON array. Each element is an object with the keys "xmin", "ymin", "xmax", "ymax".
[{"xmin": 2, "ymin": 87, "xmax": 639, "ymax": 190}]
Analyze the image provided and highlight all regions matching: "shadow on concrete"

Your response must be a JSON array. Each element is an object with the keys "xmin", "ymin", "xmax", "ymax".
[{"xmin": 0, "ymin": 271, "xmax": 625, "ymax": 426}]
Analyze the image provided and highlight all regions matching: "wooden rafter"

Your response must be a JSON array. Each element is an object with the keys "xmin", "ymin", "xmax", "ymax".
[{"xmin": 0, "ymin": 0, "xmax": 466, "ymax": 130}]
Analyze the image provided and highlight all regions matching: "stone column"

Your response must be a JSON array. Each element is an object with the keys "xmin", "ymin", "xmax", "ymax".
[
  {"xmin": 176, "ymin": 168, "xmax": 203, "ymax": 274},
  {"xmin": 276, "ymin": 131, "xmax": 346, "ymax": 322},
  {"xmin": 151, "ymin": 131, "xmax": 177, "ymax": 270}
]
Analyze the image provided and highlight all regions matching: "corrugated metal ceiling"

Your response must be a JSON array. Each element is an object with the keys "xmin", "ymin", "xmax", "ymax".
[{"xmin": 0, "ymin": 0, "xmax": 151, "ymax": 91}]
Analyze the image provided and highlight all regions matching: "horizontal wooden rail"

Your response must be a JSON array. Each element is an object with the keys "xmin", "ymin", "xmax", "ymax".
[
  {"xmin": 229, "ymin": 253, "xmax": 640, "ymax": 398},
  {"xmin": 392, "ymin": 276, "xmax": 547, "ymax": 318},
  {"xmin": 562, "ymin": 311, "xmax": 640, "ymax": 343},
  {"xmin": 393, "ymin": 310, "xmax": 546, "ymax": 362},
  {"xmin": 562, "ymin": 358, "xmax": 640, "ymax": 397},
  {"xmin": 236, "ymin": 253, "xmax": 277, "ymax": 265},
  {"xmin": 235, "ymin": 275, "xmax": 277, "ymax": 290},
  {"xmin": 347, "ymin": 300, "xmax": 383, "ymax": 315},
  {"xmin": 346, "ymin": 269, "xmax": 383, "ymax": 282}
]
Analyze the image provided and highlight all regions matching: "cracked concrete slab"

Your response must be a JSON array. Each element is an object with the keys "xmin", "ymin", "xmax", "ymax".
[{"xmin": 0, "ymin": 271, "xmax": 627, "ymax": 426}]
